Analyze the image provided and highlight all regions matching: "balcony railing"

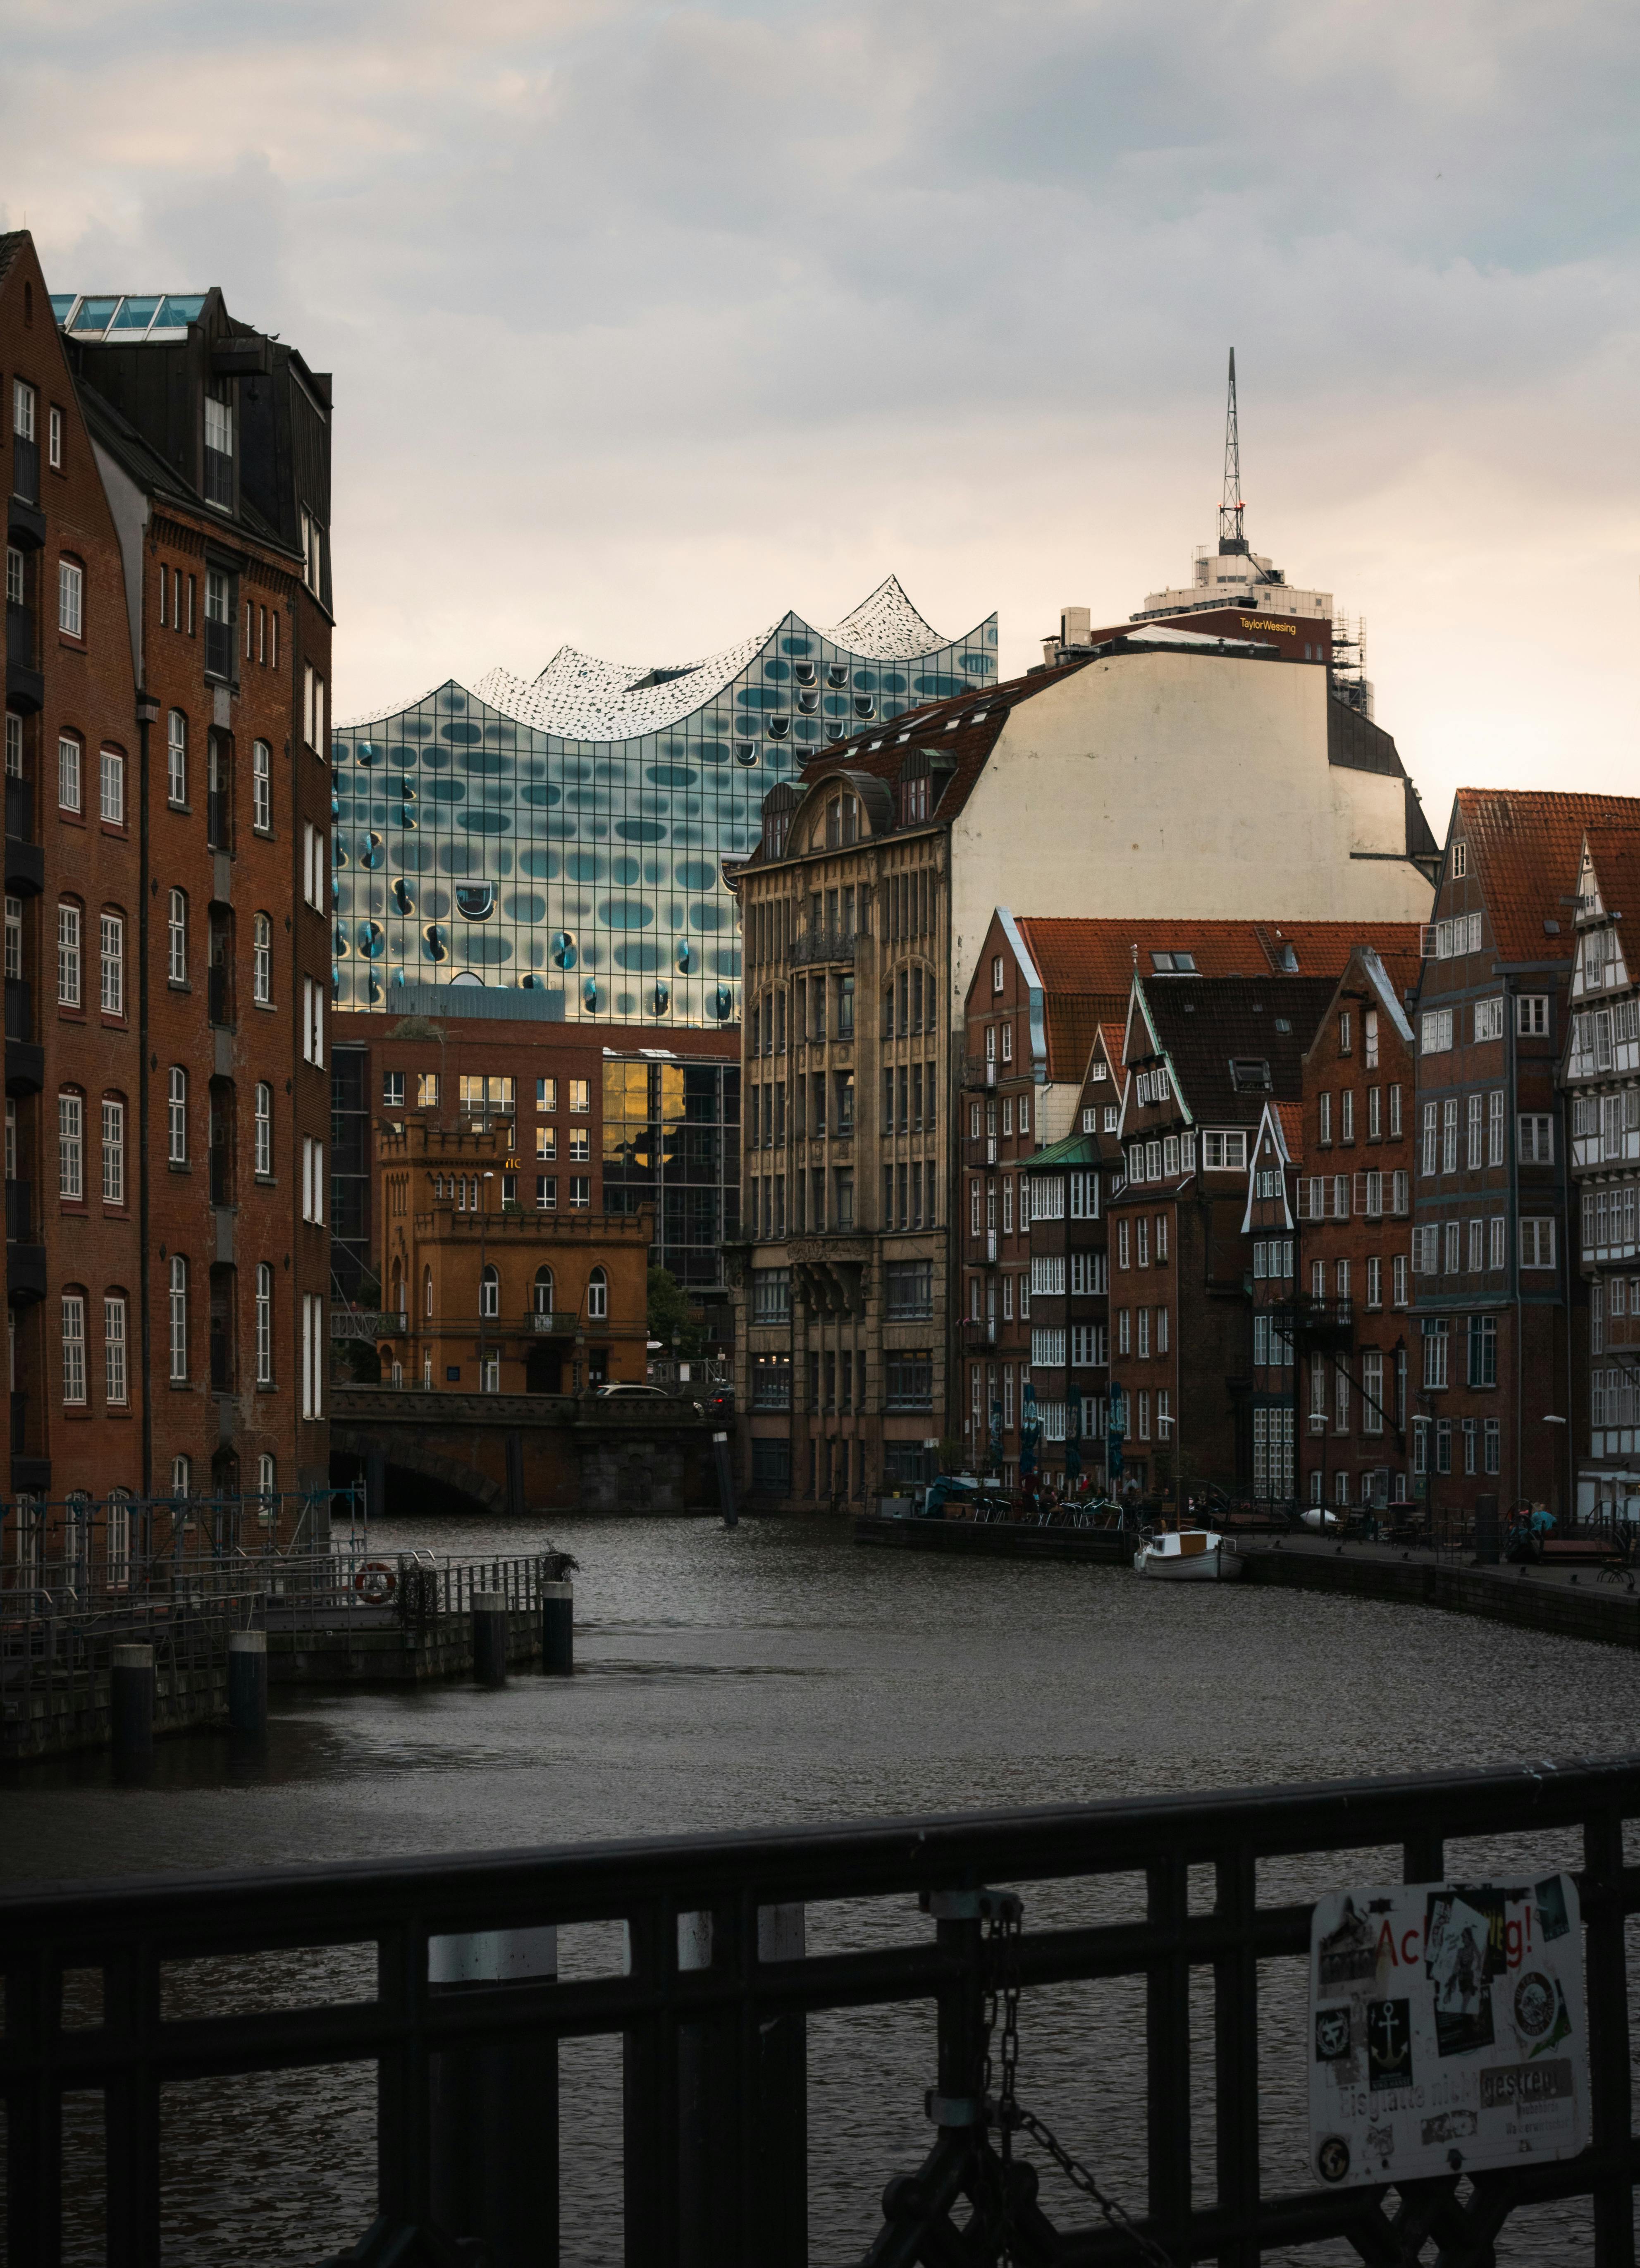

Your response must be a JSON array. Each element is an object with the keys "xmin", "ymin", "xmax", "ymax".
[
  {"xmin": 7, "ymin": 600, "xmax": 35, "ymax": 669},
  {"xmin": 525, "ymin": 1308, "xmax": 581, "ymax": 1334},
  {"xmin": 964, "ymin": 1134, "xmax": 998, "ymax": 1169},
  {"xmin": 789, "ymin": 924, "xmax": 858, "ymax": 967},
  {"xmin": 11, "ymin": 434, "xmax": 39, "ymax": 506},
  {"xmin": 1270, "ymin": 1296, "xmax": 1354, "ymax": 1343},
  {"xmin": 960, "ymin": 1055, "xmax": 998, "ymax": 1090},
  {"xmin": 5, "ymin": 976, "xmax": 32, "ymax": 1042}
]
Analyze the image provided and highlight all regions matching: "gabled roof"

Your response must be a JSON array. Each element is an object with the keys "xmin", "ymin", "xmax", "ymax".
[
  {"xmin": 1024, "ymin": 1132, "xmax": 1096, "ymax": 1172},
  {"xmin": 77, "ymin": 370, "xmax": 298, "ymax": 560},
  {"xmin": 1275, "ymin": 1101, "xmax": 1305, "ymax": 1160},
  {"xmin": 1455, "ymin": 790, "xmax": 1640, "ymax": 964},
  {"xmin": 1013, "ymin": 916, "xmax": 1424, "ymax": 1003},
  {"xmin": 1138, "ymin": 974, "xmax": 1337, "ymax": 1124},
  {"xmin": 1578, "ymin": 826, "xmax": 1640, "ymax": 930},
  {"xmin": 1241, "ymin": 1099, "xmax": 1303, "ymax": 1231},
  {"xmin": 738, "ymin": 658, "xmax": 1088, "ymax": 869}
]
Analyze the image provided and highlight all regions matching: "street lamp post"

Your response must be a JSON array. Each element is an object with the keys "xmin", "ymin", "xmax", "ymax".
[{"xmin": 477, "ymin": 1169, "xmax": 494, "ymax": 1393}]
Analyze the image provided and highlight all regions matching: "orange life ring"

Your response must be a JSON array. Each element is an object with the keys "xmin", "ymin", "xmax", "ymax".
[{"xmin": 355, "ymin": 1559, "xmax": 396, "ymax": 1604}]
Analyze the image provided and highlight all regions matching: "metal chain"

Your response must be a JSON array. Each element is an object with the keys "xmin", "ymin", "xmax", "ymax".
[{"xmin": 982, "ymin": 1903, "xmax": 1176, "ymax": 2268}]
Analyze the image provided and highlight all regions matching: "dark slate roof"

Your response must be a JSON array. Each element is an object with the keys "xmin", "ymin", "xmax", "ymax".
[
  {"xmin": 0, "ymin": 233, "xmax": 26, "ymax": 293},
  {"xmin": 1139, "ymin": 974, "xmax": 1338, "ymax": 1122},
  {"xmin": 737, "ymin": 656, "xmax": 1092, "ymax": 868},
  {"xmin": 76, "ymin": 374, "xmax": 296, "ymax": 561}
]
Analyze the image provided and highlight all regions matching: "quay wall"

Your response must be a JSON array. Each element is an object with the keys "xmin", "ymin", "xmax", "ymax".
[
  {"xmin": 854, "ymin": 1516, "xmax": 1640, "ymax": 1652},
  {"xmin": 2, "ymin": 1660, "xmax": 229, "ymax": 1763},
  {"xmin": 1239, "ymin": 1547, "xmax": 1640, "ymax": 1651},
  {"xmin": 267, "ymin": 1608, "xmax": 542, "ymax": 1685}
]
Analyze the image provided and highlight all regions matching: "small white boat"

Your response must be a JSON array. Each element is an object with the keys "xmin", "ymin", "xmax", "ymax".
[
  {"xmin": 1133, "ymin": 1528, "xmax": 1245, "ymax": 1582},
  {"xmin": 1299, "ymin": 1508, "xmax": 1342, "ymax": 1533}
]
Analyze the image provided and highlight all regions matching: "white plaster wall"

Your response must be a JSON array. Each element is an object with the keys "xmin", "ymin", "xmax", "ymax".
[{"xmin": 949, "ymin": 654, "xmax": 1433, "ymax": 1008}]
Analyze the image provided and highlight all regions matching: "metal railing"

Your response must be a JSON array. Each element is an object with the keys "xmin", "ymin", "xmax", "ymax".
[
  {"xmin": 0, "ymin": 1489, "xmax": 361, "ymax": 1604},
  {"xmin": 3, "ymin": 1753, "xmax": 1638, "ymax": 2264},
  {"xmin": 0, "ymin": 1592, "xmax": 243, "ymax": 1734},
  {"xmin": 789, "ymin": 924, "xmax": 858, "ymax": 967}
]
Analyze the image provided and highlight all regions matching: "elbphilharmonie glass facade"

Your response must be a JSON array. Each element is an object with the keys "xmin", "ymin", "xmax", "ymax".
[{"xmin": 330, "ymin": 578, "xmax": 997, "ymax": 1025}]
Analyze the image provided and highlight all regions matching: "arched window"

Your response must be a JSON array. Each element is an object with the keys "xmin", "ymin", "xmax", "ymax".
[
  {"xmin": 167, "ymin": 888, "xmax": 187, "ymax": 983},
  {"xmin": 168, "ymin": 1254, "xmax": 188, "ymax": 1381},
  {"xmin": 480, "ymin": 1263, "xmax": 499, "ymax": 1320},
  {"xmin": 533, "ymin": 1265, "xmax": 555, "ymax": 1316},
  {"xmin": 106, "ymin": 1487, "xmax": 131, "ymax": 1589},
  {"xmin": 255, "ymin": 1263, "xmax": 273, "ymax": 1385},
  {"xmin": 257, "ymin": 1452, "xmax": 275, "ymax": 1499},
  {"xmin": 252, "ymin": 910, "xmax": 272, "ymax": 1004},
  {"xmin": 104, "ymin": 1289, "xmax": 128, "ymax": 1404},
  {"xmin": 587, "ymin": 1266, "xmax": 608, "ymax": 1321},
  {"xmin": 168, "ymin": 1067, "xmax": 188, "ymax": 1163},
  {"xmin": 60, "ymin": 1289, "xmax": 86, "ymax": 1404},
  {"xmin": 167, "ymin": 710, "xmax": 187, "ymax": 804},
  {"xmin": 171, "ymin": 1452, "xmax": 191, "ymax": 1499}
]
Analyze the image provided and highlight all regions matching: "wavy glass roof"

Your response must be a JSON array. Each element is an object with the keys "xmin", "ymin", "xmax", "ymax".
[{"xmin": 331, "ymin": 580, "xmax": 997, "ymax": 1026}]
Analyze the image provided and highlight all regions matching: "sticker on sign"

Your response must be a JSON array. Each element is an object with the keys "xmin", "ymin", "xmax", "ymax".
[{"xmin": 1308, "ymin": 1873, "xmax": 1586, "ymax": 2189}]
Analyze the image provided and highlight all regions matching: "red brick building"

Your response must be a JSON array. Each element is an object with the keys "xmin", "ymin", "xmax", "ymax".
[
  {"xmin": 961, "ymin": 915, "xmax": 1423, "ymax": 1491},
  {"xmin": 1559, "ymin": 827, "xmax": 1640, "ymax": 1519},
  {"xmin": 1410, "ymin": 791, "xmax": 1640, "ymax": 1526},
  {"xmin": 2, "ymin": 237, "xmax": 337, "ymax": 1524},
  {"xmin": 331, "ymin": 1005, "xmax": 740, "ymax": 1358},
  {"xmin": 1244, "ymin": 1100, "xmax": 1302, "ymax": 1508},
  {"xmin": 1290, "ymin": 948, "xmax": 1419, "ymax": 1513}
]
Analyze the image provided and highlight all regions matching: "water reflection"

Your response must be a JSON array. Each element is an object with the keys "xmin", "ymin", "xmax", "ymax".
[{"xmin": 11, "ymin": 1512, "xmax": 1638, "ymax": 2265}]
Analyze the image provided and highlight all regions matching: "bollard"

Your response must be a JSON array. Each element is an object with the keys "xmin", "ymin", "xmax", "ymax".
[
  {"xmin": 227, "ymin": 1630, "xmax": 268, "ymax": 1737},
  {"xmin": 713, "ymin": 1430, "xmax": 738, "ymax": 1529},
  {"xmin": 541, "ymin": 1578, "xmax": 573, "ymax": 1675},
  {"xmin": 110, "ymin": 1643, "xmax": 155, "ymax": 1758},
  {"xmin": 429, "ymin": 1925, "xmax": 558, "ymax": 2266},
  {"xmin": 471, "ymin": 1590, "xmax": 508, "ymax": 1686}
]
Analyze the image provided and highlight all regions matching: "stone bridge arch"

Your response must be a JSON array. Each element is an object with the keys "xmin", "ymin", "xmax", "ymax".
[{"xmin": 332, "ymin": 1426, "xmax": 506, "ymax": 1523}]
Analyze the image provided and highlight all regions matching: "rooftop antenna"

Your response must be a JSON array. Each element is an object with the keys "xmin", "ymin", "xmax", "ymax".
[{"xmin": 1217, "ymin": 348, "xmax": 1247, "ymax": 557}]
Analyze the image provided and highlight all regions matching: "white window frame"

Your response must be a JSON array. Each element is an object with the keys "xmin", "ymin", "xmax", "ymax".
[
  {"xmin": 61, "ymin": 1293, "xmax": 86, "ymax": 1405},
  {"xmin": 167, "ymin": 711, "xmax": 187, "ymax": 804},
  {"xmin": 101, "ymin": 1096, "xmax": 125, "ymax": 1205},
  {"xmin": 56, "ymin": 900, "xmax": 80, "ymax": 1006},
  {"xmin": 57, "ymin": 557, "xmax": 83, "ymax": 638},
  {"xmin": 255, "ymin": 1263, "xmax": 273, "ymax": 1385},
  {"xmin": 167, "ymin": 888, "xmax": 187, "ymax": 984},
  {"xmin": 104, "ymin": 1295, "xmax": 127, "ymax": 1406},
  {"xmin": 254, "ymin": 1081, "xmax": 272, "ymax": 1177},
  {"xmin": 57, "ymin": 733, "xmax": 81, "ymax": 813},
  {"xmin": 167, "ymin": 1066, "xmax": 187, "ymax": 1164},
  {"xmin": 58, "ymin": 1090, "xmax": 83, "ymax": 1201},
  {"xmin": 252, "ymin": 739, "xmax": 272, "ymax": 832},
  {"xmin": 98, "ymin": 912, "xmax": 123, "ymax": 1015},
  {"xmin": 99, "ymin": 744, "xmax": 124, "ymax": 826},
  {"xmin": 252, "ymin": 911, "xmax": 272, "ymax": 1005}
]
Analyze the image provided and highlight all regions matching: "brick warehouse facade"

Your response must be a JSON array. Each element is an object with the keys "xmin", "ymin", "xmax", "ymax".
[
  {"xmin": 1410, "ymin": 791, "xmax": 1640, "ymax": 1528},
  {"xmin": 329, "ymin": 1001, "xmax": 740, "ymax": 1364},
  {"xmin": 4, "ymin": 236, "xmax": 334, "ymax": 1509}
]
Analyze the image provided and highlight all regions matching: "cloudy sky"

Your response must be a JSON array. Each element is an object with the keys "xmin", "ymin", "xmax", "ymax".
[{"xmin": 6, "ymin": 0, "xmax": 1637, "ymax": 827}]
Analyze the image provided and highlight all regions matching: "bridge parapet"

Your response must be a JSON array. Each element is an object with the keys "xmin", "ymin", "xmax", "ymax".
[{"xmin": 331, "ymin": 1385, "xmax": 717, "ymax": 1517}]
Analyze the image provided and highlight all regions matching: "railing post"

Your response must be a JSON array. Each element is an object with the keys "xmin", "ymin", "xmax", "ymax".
[
  {"xmin": 1146, "ymin": 1856, "xmax": 1191, "ymax": 2237},
  {"xmin": 623, "ymin": 1902, "xmax": 682, "ymax": 2268},
  {"xmin": 1213, "ymin": 1845, "xmax": 1260, "ymax": 2268},
  {"xmin": 753, "ymin": 1903, "xmax": 806, "ymax": 2268},
  {"xmin": 1583, "ymin": 1806, "xmax": 1635, "ymax": 2268},
  {"xmin": 428, "ymin": 1925, "xmax": 560, "ymax": 2268}
]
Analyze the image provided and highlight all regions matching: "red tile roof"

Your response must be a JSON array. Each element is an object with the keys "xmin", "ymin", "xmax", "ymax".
[
  {"xmin": 1455, "ymin": 790, "xmax": 1640, "ymax": 964},
  {"xmin": 1275, "ymin": 1100, "xmax": 1305, "ymax": 1164},
  {"xmin": 1579, "ymin": 824, "xmax": 1640, "ymax": 932},
  {"xmin": 1013, "ymin": 916, "xmax": 1425, "ymax": 1008}
]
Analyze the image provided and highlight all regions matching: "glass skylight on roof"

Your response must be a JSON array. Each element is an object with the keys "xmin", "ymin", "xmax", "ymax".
[
  {"xmin": 156, "ymin": 296, "xmax": 206, "ymax": 327},
  {"xmin": 70, "ymin": 298, "xmax": 120, "ymax": 332},
  {"xmin": 110, "ymin": 296, "xmax": 161, "ymax": 331},
  {"xmin": 48, "ymin": 295, "xmax": 76, "ymax": 322}
]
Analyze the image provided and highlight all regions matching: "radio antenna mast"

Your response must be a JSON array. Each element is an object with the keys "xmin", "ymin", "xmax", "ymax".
[{"xmin": 1217, "ymin": 348, "xmax": 1247, "ymax": 556}]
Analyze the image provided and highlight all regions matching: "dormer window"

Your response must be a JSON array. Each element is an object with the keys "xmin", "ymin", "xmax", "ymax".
[
  {"xmin": 1151, "ymin": 950, "xmax": 1197, "ymax": 972},
  {"xmin": 825, "ymin": 792, "xmax": 859, "ymax": 849},
  {"xmin": 203, "ymin": 380, "xmax": 234, "ymax": 509},
  {"xmin": 1229, "ymin": 1058, "xmax": 1271, "ymax": 1093}
]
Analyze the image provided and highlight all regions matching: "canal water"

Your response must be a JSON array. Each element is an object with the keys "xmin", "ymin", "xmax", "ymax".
[{"xmin": 7, "ymin": 1511, "xmax": 1640, "ymax": 2263}]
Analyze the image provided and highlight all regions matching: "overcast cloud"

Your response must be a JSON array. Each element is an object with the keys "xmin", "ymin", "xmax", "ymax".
[{"xmin": 5, "ymin": 0, "xmax": 1637, "ymax": 826}]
